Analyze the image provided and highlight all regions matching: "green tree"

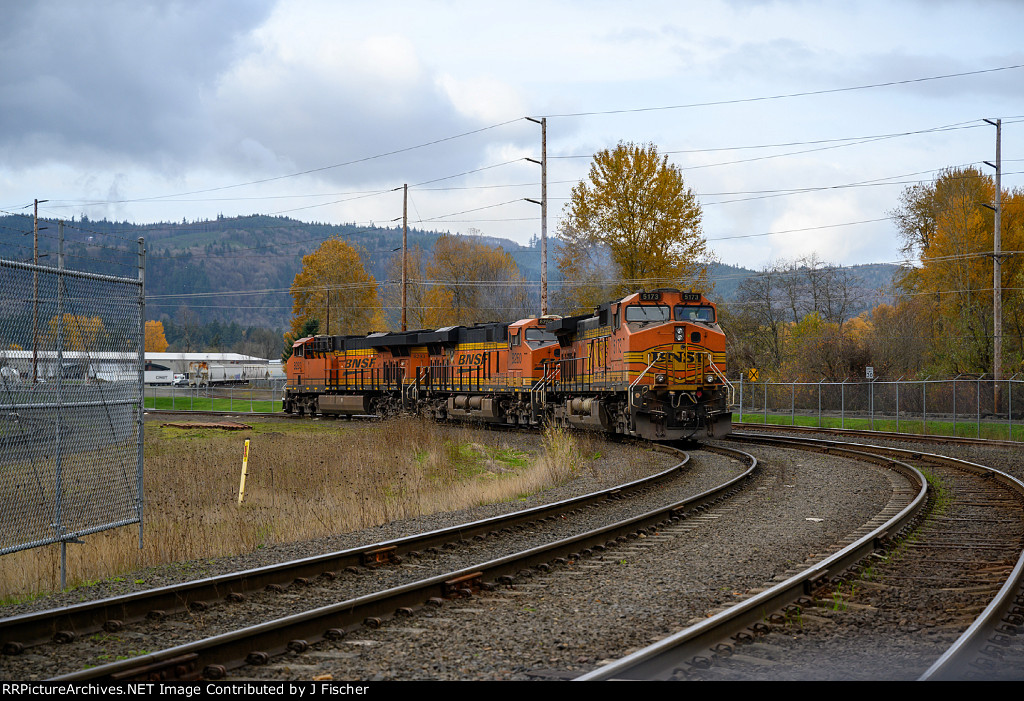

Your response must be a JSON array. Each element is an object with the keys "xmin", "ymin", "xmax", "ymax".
[
  {"xmin": 282, "ymin": 318, "xmax": 320, "ymax": 361},
  {"xmin": 556, "ymin": 142, "xmax": 711, "ymax": 313}
]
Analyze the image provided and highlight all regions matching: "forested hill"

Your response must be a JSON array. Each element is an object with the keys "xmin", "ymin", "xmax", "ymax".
[
  {"xmin": 0, "ymin": 213, "xmax": 897, "ymax": 329},
  {"xmin": 0, "ymin": 213, "xmax": 544, "ymax": 329},
  {"xmin": 708, "ymin": 260, "xmax": 900, "ymax": 309}
]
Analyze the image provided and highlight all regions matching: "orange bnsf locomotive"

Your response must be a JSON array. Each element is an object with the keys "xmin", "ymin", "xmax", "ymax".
[{"xmin": 284, "ymin": 289, "xmax": 732, "ymax": 441}]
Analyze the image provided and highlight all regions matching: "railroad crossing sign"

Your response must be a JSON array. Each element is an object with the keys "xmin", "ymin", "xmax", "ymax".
[{"xmin": 747, "ymin": 368, "xmax": 759, "ymax": 382}]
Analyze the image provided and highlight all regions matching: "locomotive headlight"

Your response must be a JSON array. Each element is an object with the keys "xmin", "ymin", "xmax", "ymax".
[
  {"xmin": 705, "ymin": 374, "xmax": 716, "ymax": 384},
  {"xmin": 655, "ymin": 373, "xmax": 667, "ymax": 385},
  {"xmin": 674, "ymin": 326, "xmax": 684, "ymax": 342}
]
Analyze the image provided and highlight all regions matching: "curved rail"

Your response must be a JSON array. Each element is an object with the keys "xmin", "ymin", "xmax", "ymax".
[
  {"xmin": 0, "ymin": 443, "xmax": 688, "ymax": 653},
  {"xmin": 740, "ymin": 433, "xmax": 1024, "ymax": 681},
  {"xmin": 575, "ymin": 435, "xmax": 928, "ymax": 680},
  {"xmin": 47, "ymin": 445, "xmax": 758, "ymax": 681},
  {"xmin": 733, "ymin": 421, "xmax": 1023, "ymax": 449}
]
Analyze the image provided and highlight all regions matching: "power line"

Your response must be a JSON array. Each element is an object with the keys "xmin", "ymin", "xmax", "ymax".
[
  {"xmin": 48, "ymin": 118, "xmax": 528, "ymax": 207},
  {"xmin": 540, "ymin": 65, "xmax": 1024, "ymax": 118}
]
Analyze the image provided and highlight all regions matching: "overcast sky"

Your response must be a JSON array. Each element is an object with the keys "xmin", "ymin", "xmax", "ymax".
[{"xmin": 1, "ymin": 0, "xmax": 1022, "ymax": 272}]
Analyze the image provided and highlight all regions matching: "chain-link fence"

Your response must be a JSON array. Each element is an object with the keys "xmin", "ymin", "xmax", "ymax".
[
  {"xmin": 0, "ymin": 241, "xmax": 144, "ymax": 582},
  {"xmin": 143, "ymin": 379, "xmax": 286, "ymax": 413},
  {"xmin": 735, "ymin": 376, "xmax": 1024, "ymax": 440}
]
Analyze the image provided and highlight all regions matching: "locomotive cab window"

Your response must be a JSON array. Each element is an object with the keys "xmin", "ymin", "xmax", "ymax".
[
  {"xmin": 674, "ymin": 305, "xmax": 715, "ymax": 323},
  {"xmin": 524, "ymin": 328, "xmax": 557, "ymax": 349},
  {"xmin": 625, "ymin": 305, "xmax": 670, "ymax": 323},
  {"xmin": 510, "ymin": 332, "xmax": 521, "ymax": 347}
]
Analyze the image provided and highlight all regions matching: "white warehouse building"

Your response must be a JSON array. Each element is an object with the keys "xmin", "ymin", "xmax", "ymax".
[{"xmin": 0, "ymin": 351, "xmax": 284, "ymax": 385}]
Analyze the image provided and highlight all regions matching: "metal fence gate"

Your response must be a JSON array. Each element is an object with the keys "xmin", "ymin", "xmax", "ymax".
[{"xmin": 0, "ymin": 237, "xmax": 145, "ymax": 586}]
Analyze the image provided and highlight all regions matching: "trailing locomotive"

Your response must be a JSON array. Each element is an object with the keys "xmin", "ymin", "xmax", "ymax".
[{"xmin": 284, "ymin": 289, "xmax": 732, "ymax": 441}]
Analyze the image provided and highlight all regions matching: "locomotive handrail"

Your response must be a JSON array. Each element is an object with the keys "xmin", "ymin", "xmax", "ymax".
[
  {"xmin": 629, "ymin": 357, "xmax": 659, "ymax": 407},
  {"xmin": 531, "ymin": 362, "xmax": 560, "ymax": 394},
  {"xmin": 709, "ymin": 361, "xmax": 735, "ymax": 407}
]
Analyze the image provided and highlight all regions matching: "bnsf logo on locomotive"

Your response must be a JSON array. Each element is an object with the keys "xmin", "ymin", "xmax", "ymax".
[
  {"xmin": 345, "ymin": 357, "xmax": 374, "ymax": 369},
  {"xmin": 457, "ymin": 352, "xmax": 487, "ymax": 366},
  {"xmin": 648, "ymin": 350, "xmax": 704, "ymax": 363}
]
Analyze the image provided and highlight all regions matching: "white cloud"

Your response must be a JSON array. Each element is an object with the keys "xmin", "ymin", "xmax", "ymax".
[{"xmin": 436, "ymin": 74, "xmax": 525, "ymax": 124}]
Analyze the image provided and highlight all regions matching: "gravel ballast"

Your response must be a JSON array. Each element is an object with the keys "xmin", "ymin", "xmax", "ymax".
[{"xmin": 1, "ymin": 420, "xmax": 917, "ymax": 681}]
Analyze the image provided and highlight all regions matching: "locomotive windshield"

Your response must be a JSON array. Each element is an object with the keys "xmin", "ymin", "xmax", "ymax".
[
  {"xmin": 524, "ymin": 328, "xmax": 557, "ymax": 348},
  {"xmin": 625, "ymin": 305, "xmax": 670, "ymax": 323},
  {"xmin": 674, "ymin": 305, "xmax": 715, "ymax": 323}
]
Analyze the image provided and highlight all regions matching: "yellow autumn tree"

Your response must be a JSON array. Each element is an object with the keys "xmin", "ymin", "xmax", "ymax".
[
  {"xmin": 381, "ymin": 245, "xmax": 432, "ymax": 331},
  {"xmin": 47, "ymin": 314, "xmax": 107, "ymax": 351},
  {"xmin": 289, "ymin": 237, "xmax": 383, "ymax": 338},
  {"xmin": 423, "ymin": 233, "xmax": 531, "ymax": 327},
  {"xmin": 556, "ymin": 142, "xmax": 712, "ymax": 314},
  {"xmin": 892, "ymin": 167, "xmax": 1024, "ymax": 374},
  {"xmin": 145, "ymin": 320, "xmax": 169, "ymax": 352}
]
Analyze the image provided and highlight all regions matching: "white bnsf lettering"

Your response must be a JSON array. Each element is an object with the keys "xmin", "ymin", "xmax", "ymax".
[
  {"xmin": 457, "ymin": 353, "xmax": 487, "ymax": 366},
  {"xmin": 649, "ymin": 351, "xmax": 704, "ymax": 363}
]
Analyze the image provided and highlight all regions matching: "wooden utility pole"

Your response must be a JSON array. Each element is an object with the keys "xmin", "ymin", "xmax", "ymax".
[
  {"xmin": 984, "ymin": 118, "xmax": 1002, "ymax": 412},
  {"xmin": 402, "ymin": 183, "xmax": 408, "ymax": 332},
  {"xmin": 525, "ymin": 117, "xmax": 548, "ymax": 315}
]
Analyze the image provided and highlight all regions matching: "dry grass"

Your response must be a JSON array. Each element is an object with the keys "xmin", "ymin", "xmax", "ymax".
[{"xmin": 0, "ymin": 418, "xmax": 606, "ymax": 603}]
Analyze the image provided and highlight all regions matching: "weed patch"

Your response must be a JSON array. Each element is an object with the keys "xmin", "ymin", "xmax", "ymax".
[{"xmin": 1, "ymin": 417, "xmax": 604, "ymax": 602}]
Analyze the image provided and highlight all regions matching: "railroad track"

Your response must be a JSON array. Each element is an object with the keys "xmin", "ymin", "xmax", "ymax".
[
  {"xmin": 579, "ymin": 432, "xmax": 1024, "ymax": 681},
  {"xmin": 9, "ymin": 425, "xmax": 1018, "ymax": 681},
  {"xmin": 732, "ymin": 420, "xmax": 1023, "ymax": 449},
  {"xmin": 0, "ymin": 443, "xmax": 757, "ymax": 681}
]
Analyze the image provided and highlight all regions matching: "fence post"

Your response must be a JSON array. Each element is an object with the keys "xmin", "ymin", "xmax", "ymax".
[
  {"xmin": 870, "ymin": 377, "xmax": 874, "ymax": 431},
  {"xmin": 923, "ymin": 378, "xmax": 927, "ymax": 436},
  {"xmin": 1010, "ymin": 374, "xmax": 1017, "ymax": 440},
  {"xmin": 764, "ymin": 379, "xmax": 768, "ymax": 425},
  {"xmin": 57, "ymin": 223, "xmax": 66, "ymax": 588},
  {"xmin": 738, "ymin": 374, "xmax": 743, "ymax": 423},
  {"xmin": 953, "ymin": 375, "xmax": 958, "ymax": 438},
  {"xmin": 896, "ymin": 376, "xmax": 902, "ymax": 434},
  {"xmin": 977, "ymin": 375, "xmax": 982, "ymax": 438},
  {"xmin": 841, "ymin": 378, "xmax": 846, "ymax": 429},
  {"xmin": 791, "ymin": 382, "xmax": 795, "ymax": 426},
  {"xmin": 817, "ymin": 379, "xmax": 822, "ymax": 428},
  {"xmin": 137, "ymin": 237, "xmax": 146, "ymax": 550}
]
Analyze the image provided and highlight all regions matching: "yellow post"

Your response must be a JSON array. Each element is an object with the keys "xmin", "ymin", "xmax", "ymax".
[{"xmin": 238, "ymin": 439, "xmax": 250, "ymax": 505}]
